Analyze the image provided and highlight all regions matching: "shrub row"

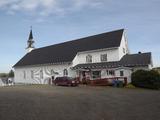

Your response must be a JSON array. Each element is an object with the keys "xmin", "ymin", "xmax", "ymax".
[{"xmin": 131, "ymin": 70, "xmax": 160, "ymax": 89}]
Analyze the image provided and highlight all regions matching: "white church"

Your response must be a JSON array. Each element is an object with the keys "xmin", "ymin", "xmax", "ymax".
[{"xmin": 13, "ymin": 29, "xmax": 153, "ymax": 85}]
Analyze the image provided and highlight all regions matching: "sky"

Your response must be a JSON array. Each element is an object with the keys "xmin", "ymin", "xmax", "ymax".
[{"xmin": 0, "ymin": 0, "xmax": 160, "ymax": 72}]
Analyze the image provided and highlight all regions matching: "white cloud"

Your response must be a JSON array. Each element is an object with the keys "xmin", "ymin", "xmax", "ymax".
[
  {"xmin": 0, "ymin": 0, "xmax": 103, "ymax": 16},
  {"xmin": 73, "ymin": 0, "xmax": 102, "ymax": 8},
  {"xmin": 0, "ymin": 0, "xmax": 57, "ymax": 15}
]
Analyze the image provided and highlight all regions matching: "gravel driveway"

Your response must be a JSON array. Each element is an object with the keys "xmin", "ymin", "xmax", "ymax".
[{"xmin": 0, "ymin": 85, "xmax": 160, "ymax": 120}]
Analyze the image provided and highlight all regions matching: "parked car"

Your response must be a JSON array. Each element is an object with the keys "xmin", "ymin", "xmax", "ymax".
[{"xmin": 54, "ymin": 77, "xmax": 79, "ymax": 86}]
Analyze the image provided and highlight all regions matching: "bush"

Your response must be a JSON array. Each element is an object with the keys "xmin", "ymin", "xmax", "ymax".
[
  {"xmin": 125, "ymin": 83, "xmax": 136, "ymax": 89},
  {"xmin": 131, "ymin": 70, "xmax": 160, "ymax": 89}
]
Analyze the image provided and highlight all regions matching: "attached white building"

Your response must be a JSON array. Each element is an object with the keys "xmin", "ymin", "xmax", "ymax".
[{"xmin": 13, "ymin": 29, "xmax": 153, "ymax": 85}]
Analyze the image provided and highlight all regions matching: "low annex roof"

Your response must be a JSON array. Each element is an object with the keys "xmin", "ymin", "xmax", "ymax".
[
  {"xmin": 119, "ymin": 52, "xmax": 152, "ymax": 67},
  {"xmin": 72, "ymin": 52, "xmax": 152, "ymax": 69},
  {"xmin": 14, "ymin": 29, "xmax": 124, "ymax": 67}
]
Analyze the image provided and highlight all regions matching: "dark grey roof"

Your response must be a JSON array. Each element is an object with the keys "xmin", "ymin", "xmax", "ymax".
[
  {"xmin": 14, "ymin": 29, "xmax": 124, "ymax": 67},
  {"xmin": 72, "ymin": 61, "xmax": 119, "ymax": 69},
  {"xmin": 119, "ymin": 52, "xmax": 152, "ymax": 67},
  {"xmin": 72, "ymin": 52, "xmax": 152, "ymax": 69}
]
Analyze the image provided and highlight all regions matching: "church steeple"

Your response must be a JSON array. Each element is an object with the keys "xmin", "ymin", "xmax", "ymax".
[
  {"xmin": 28, "ymin": 29, "xmax": 33, "ymax": 40},
  {"xmin": 26, "ymin": 26, "xmax": 35, "ymax": 53}
]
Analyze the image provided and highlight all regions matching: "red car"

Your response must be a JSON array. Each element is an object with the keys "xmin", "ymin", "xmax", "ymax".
[{"xmin": 54, "ymin": 77, "xmax": 78, "ymax": 86}]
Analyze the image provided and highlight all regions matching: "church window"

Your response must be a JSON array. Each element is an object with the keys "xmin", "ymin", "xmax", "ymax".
[
  {"xmin": 31, "ymin": 70, "xmax": 34, "ymax": 79},
  {"xmin": 92, "ymin": 71, "xmax": 101, "ymax": 79},
  {"xmin": 23, "ymin": 71, "xmax": 26, "ymax": 79},
  {"xmin": 106, "ymin": 70, "xmax": 115, "ymax": 76},
  {"xmin": 120, "ymin": 71, "xmax": 124, "ymax": 76},
  {"xmin": 101, "ymin": 54, "xmax": 107, "ymax": 62},
  {"xmin": 63, "ymin": 69, "xmax": 68, "ymax": 76},
  {"xmin": 86, "ymin": 54, "xmax": 92, "ymax": 63},
  {"xmin": 40, "ymin": 70, "xmax": 43, "ymax": 79}
]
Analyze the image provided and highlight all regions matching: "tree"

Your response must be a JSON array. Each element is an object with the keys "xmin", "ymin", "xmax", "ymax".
[
  {"xmin": 0, "ymin": 73, "xmax": 8, "ymax": 78},
  {"xmin": 8, "ymin": 70, "xmax": 14, "ymax": 77}
]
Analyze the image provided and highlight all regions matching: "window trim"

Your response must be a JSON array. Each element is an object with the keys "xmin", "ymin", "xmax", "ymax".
[
  {"xmin": 23, "ymin": 71, "xmax": 26, "ymax": 79},
  {"xmin": 86, "ymin": 54, "xmax": 92, "ymax": 63},
  {"xmin": 63, "ymin": 69, "xmax": 68, "ymax": 76},
  {"xmin": 92, "ymin": 71, "xmax": 101, "ymax": 79},
  {"xmin": 40, "ymin": 70, "xmax": 43, "ymax": 79},
  {"xmin": 106, "ymin": 70, "xmax": 115, "ymax": 76},
  {"xmin": 31, "ymin": 70, "xmax": 34, "ymax": 79},
  {"xmin": 101, "ymin": 54, "xmax": 107, "ymax": 62},
  {"xmin": 120, "ymin": 71, "xmax": 124, "ymax": 76}
]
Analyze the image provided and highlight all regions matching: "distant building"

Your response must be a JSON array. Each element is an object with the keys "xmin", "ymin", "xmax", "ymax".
[{"xmin": 13, "ymin": 29, "xmax": 153, "ymax": 84}]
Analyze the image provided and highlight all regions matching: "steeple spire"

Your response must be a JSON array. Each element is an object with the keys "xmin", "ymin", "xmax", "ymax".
[
  {"xmin": 26, "ymin": 26, "xmax": 35, "ymax": 53},
  {"xmin": 28, "ymin": 26, "xmax": 33, "ymax": 40}
]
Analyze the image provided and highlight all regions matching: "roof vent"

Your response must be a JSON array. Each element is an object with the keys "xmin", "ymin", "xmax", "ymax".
[{"xmin": 138, "ymin": 51, "xmax": 142, "ymax": 54}]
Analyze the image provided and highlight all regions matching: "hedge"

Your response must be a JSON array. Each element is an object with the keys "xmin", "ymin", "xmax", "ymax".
[{"xmin": 131, "ymin": 70, "xmax": 160, "ymax": 89}]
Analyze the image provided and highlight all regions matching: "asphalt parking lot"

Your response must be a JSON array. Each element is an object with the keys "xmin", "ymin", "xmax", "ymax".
[{"xmin": 0, "ymin": 85, "xmax": 160, "ymax": 120}]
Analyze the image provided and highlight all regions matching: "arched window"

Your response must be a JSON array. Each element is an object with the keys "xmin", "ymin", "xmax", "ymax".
[
  {"xmin": 31, "ymin": 70, "xmax": 34, "ymax": 79},
  {"xmin": 86, "ymin": 54, "xmax": 92, "ymax": 63},
  {"xmin": 40, "ymin": 70, "xmax": 43, "ymax": 79},
  {"xmin": 63, "ymin": 69, "xmax": 68, "ymax": 76},
  {"xmin": 23, "ymin": 71, "xmax": 26, "ymax": 79}
]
